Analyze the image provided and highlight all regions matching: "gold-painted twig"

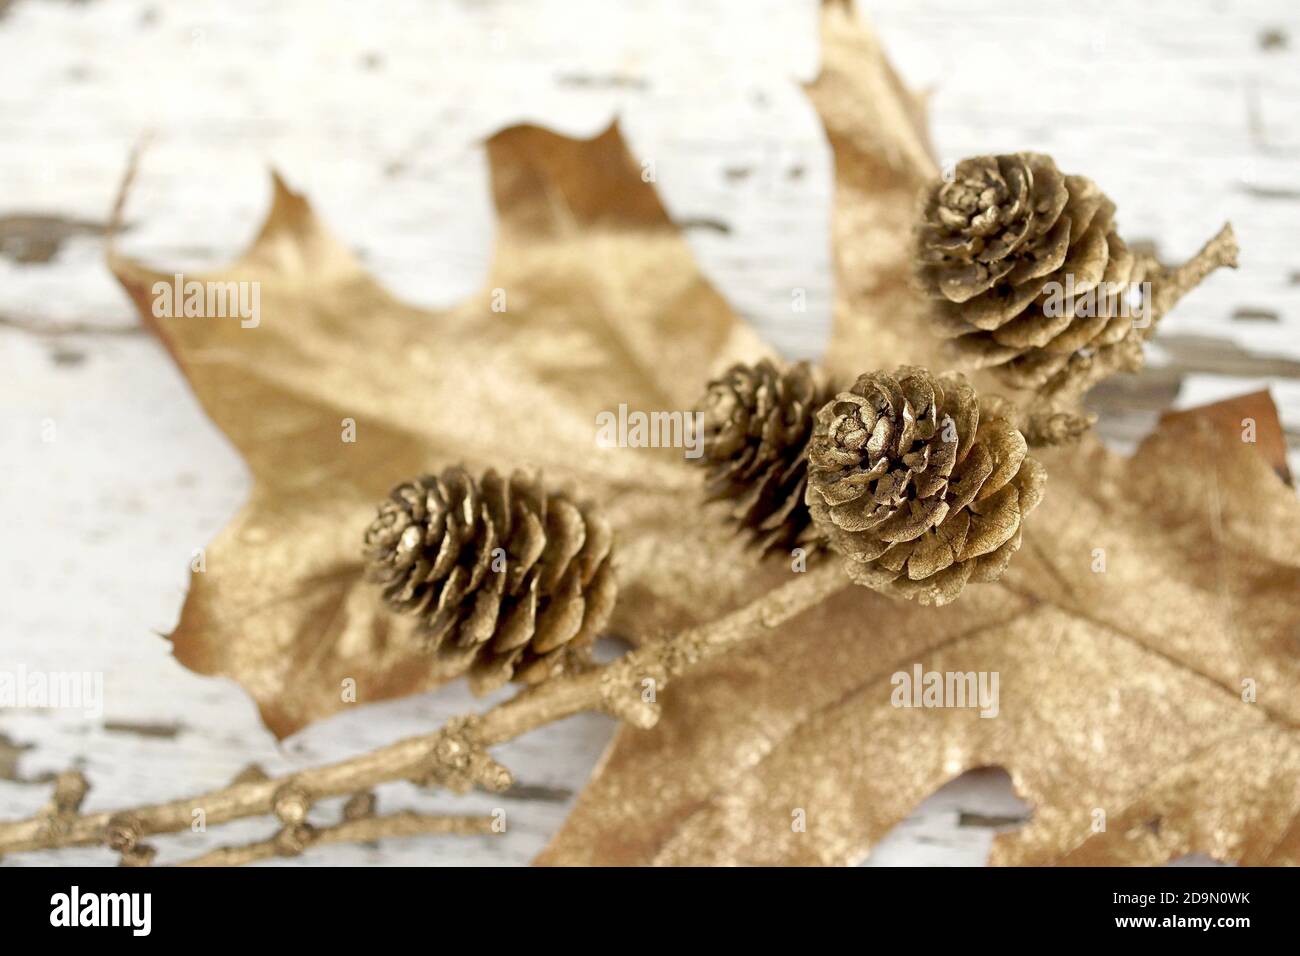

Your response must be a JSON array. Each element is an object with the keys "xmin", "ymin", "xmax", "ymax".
[
  {"xmin": 0, "ymin": 560, "xmax": 846, "ymax": 863},
  {"xmin": 1021, "ymin": 224, "xmax": 1239, "ymax": 443},
  {"xmin": 1147, "ymin": 223, "xmax": 1240, "ymax": 323},
  {"xmin": 172, "ymin": 811, "xmax": 497, "ymax": 867}
]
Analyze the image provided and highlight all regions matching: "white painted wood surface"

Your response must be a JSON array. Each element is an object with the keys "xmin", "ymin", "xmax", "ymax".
[{"xmin": 2, "ymin": 0, "xmax": 1296, "ymax": 866}]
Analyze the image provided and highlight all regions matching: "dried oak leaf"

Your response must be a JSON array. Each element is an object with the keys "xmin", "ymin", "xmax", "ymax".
[
  {"xmin": 109, "ymin": 124, "xmax": 780, "ymax": 737},
  {"xmin": 536, "ymin": 5, "xmax": 1300, "ymax": 866}
]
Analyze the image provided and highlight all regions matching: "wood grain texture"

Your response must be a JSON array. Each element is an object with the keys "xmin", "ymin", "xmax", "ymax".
[{"xmin": 2, "ymin": 0, "xmax": 1296, "ymax": 865}]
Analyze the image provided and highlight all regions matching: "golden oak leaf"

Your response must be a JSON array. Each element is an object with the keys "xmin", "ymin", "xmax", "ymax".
[
  {"xmin": 110, "ymin": 125, "xmax": 780, "ymax": 737},
  {"xmin": 535, "ymin": 5, "xmax": 1300, "ymax": 866},
  {"xmin": 537, "ymin": 397, "xmax": 1300, "ymax": 866}
]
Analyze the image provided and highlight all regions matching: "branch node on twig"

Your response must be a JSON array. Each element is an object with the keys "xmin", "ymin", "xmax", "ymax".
[
  {"xmin": 119, "ymin": 843, "xmax": 157, "ymax": 867},
  {"xmin": 104, "ymin": 813, "xmax": 143, "ymax": 854},
  {"xmin": 37, "ymin": 771, "xmax": 91, "ymax": 842},
  {"xmin": 601, "ymin": 693, "xmax": 661, "ymax": 729},
  {"xmin": 273, "ymin": 823, "xmax": 318, "ymax": 858},
  {"xmin": 231, "ymin": 763, "xmax": 270, "ymax": 786},
  {"xmin": 271, "ymin": 783, "xmax": 313, "ymax": 826},
  {"xmin": 48, "ymin": 770, "xmax": 90, "ymax": 816},
  {"xmin": 342, "ymin": 791, "xmax": 377, "ymax": 822},
  {"xmin": 471, "ymin": 753, "xmax": 515, "ymax": 793},
  {"xmin": 599, "ymin": 664, "xmax": 662, "ymax": 729},
  {"xmin": 417, "ymin": 716, "xmax": 513, "ymax": 793}
]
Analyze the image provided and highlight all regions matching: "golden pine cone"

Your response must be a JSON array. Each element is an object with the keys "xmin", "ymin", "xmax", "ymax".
[
  {"xmin": 363, "ymin": 466, "xmax": 617, "ymax": 692},
  {"xmin": 917, "ymin": 153, "xmax": 1149, "ymax": 390},
  {"xmin": 695, "ymin": 359, "xmax": 834, "ymax": 554},
  {"xmin": 806, "ymin": 367, "xmax": 1045, "ymax": 606}
]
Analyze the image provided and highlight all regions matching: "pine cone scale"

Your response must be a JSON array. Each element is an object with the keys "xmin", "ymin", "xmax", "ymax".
[{"xmin": 1005, "ymin": 215, "xmax": 1070, "ymax": 284}]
